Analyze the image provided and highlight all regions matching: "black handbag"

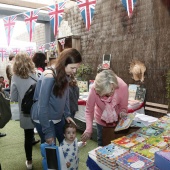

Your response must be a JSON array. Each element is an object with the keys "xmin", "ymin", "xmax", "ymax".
[{"xmin": 0, "ymin": 92, "xmax": 12, "ymax": 128}]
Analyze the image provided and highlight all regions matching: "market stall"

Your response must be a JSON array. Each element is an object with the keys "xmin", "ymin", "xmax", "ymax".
[{"xmin": 86, "ymin": 115, "xmax": 170, "ymax": 170}]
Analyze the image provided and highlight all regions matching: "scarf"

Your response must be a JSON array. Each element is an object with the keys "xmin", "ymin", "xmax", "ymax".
[{"xmin": 100, "ymin": 91, "xmax": 118, "ymax": 124}]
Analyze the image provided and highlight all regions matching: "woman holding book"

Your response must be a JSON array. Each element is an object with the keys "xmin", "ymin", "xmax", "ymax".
[{"xmin": 81, "ymin": 69, "xmax": 128, "ymax": 146}]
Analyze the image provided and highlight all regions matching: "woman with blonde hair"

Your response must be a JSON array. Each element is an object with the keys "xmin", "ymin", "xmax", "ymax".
[
  {"xmin": 81, "ymin": 69, "xmax": 128, "ymax": 146},
  {"xmin": 10, "ymin": 52, "xmax": 37, "ymax": 169}
]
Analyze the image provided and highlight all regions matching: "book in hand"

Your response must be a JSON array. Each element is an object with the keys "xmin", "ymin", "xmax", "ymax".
[{"xmin": 115, "ymin": 114, "xmax": 135, "ymax": 132}]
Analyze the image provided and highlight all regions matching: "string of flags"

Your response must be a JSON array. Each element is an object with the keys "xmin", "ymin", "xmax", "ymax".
[
  {"xmin": 1, "ymin": 0, "xmax": 137, "ymax": 48},
  {"xmin": 0, "ymin": 41, "xmax": 57, "ymax": 61}
]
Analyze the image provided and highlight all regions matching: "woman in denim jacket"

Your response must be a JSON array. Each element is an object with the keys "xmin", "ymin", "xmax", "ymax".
[{"xmin": 31, "ymin": 48, "xmax": 82, "ymax": 145}]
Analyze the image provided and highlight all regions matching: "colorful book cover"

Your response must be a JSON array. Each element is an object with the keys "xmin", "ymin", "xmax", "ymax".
[
  {"xmin": 131, "ymin": 143, "xmax": 160, "ymax": 159},
  {"xmin": 151, "ymin": 120, "xmax": 169, "ymax": 129},
  {"xmin": 128, "ymin": 84, "xmax": 139, "ymax": 100},
  {"xmin": 77, "ymin": 81, "xmax": 88, "ymax": 93},
  {"xmin": 135, "ymin": 87, "xmax": 146, "ymax": 102},
  {"xmin": 159, "ymin": 116, "xmax": 170, "ymax": 123},
  {"xmin": 117, "ymin": 152, "xmax": 154, "ymax": 170},
  {"xmin": 146, "ymin": 136, "xmax": 168, "ymax": 149},
  {"xmin": 115, "ymin": 114, "xmax": 135, "ymax": 132},
  {"xmin": 127, "ymin": 132, "xmax": 148, "ymax": 143},
  {"xmin": 137, "ymin": 126, "xmax": 164, "ymax": 137},
  {"xmin": 96, "ymin": 143, "xmax": 128, "ymax": 161},
  {"xmin": 111, "ymin": 136, "xmax": 138, "ymax": 149}
]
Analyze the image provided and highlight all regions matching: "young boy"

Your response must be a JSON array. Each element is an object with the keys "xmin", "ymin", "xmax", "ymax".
[{"xmin": 60, "ymin": 122, "xmax": 86, "ymax": 169}]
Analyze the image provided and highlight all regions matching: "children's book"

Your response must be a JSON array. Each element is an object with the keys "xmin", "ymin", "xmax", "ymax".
[
  {"xmin": 111, "ymin": 136, "xmax": 138, "ymax": 149},
  {"xmin": 128, "ymin": 84, "xmax": 139, "ymax": 100},
  {"xmin": 96, "ymin": 143, "xmax": 128, "ymax": 162},
  {"xmin": 135, "ymin": 87, "xmax": 146, "ymax": 102},
  {"xmin": 115, "ymin": 113, "xmax": 135, "ymax": 132},
  {"xmin": 77, "ymin": 81, "xmax": 88, "ymax": 93},
  {"xmin": 146, "ymin": 136, "xmax": 168, "ymax": 149},
  {"xmin": 131, "ymin": 143, "xmax": 160, "ymax": 159},
  {"xmin": 117, "ymin": 152, "xmax": 154, "ymax": 170},
  {"xmin": 137, "ymin": 126, "xmax": 164, "ymax": 137},
  {"xmin": 151, "ymin": 120, "xmax": 169, "ymax": 129},
  {"xmin": 126, "ymin": 132, "xmax": 148, "ymax": 143}
]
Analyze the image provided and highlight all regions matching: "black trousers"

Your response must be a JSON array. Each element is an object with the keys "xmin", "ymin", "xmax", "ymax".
[{"xmin": 24, "ymin": 129, "xmax": 34, "ymax": 161}]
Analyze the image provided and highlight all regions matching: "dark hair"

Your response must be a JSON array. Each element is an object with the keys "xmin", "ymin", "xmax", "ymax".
[
  {"xmin": 32, "ymin": 52, "xmax": 47, "ymax": 71},
  {"xmin": 53, "ymin": 48, "xmax": 82, "ymax": 97},
  {"xmin": 9, "ymin": 54, "xmax": 15, "ymax": 61},
  {"xmin": 64, "ymin": 122, "xmax": 77, "ymax": 133},
  {"xmin": 0, "ymin": 76, "xmax": 4, "ymax": 80}
]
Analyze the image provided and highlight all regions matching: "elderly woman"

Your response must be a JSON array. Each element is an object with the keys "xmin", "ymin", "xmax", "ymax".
[{"xmin": 81, "ymin": 70, "xmax": 128, "ymax": 146}]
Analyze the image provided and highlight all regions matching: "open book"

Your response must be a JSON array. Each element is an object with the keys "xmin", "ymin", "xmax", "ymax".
[{"xmin": 115, "ymin": 114, "xmax": 135, "ymax": 132}]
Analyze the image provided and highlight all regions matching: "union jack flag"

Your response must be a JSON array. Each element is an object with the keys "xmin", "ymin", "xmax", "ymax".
[
  {"xmin": 48, "ymin": 1, "xmax": 67, "ymax": 37},
  {"xmin": 121, "ymin": 0, "xmax": 137, "ymax": 17},
  {"xmin": 49, "ymin": 41, "xmax": 56, "ymax": 50},
  {"xmin": 38, "ymin": 44, "xmax": 45, "ymax": 52},
  {"xmin": 77, "ymin": 0, "xmax": 96, "ymax": 30},
  {"xmin": 58, "ymin": 38, "xmax": 65, "ymax": 49},
  {"xmin": 0, "ymin": 48, "xmax": 7, "ymax": 62},
  {"xmin": 26, "ymin": 46, "xmax": 34, "ymax": 57},
  {"xmin": 12, "ymin": 48, "xmax": 20, "ymax": 54},
  {"xmin": 23, "ymin": 10, "xmax": 39, "ymax": 42},
  {"xmin": 3, "ymin": 15, "xmax": 17, "ymax": 46}
]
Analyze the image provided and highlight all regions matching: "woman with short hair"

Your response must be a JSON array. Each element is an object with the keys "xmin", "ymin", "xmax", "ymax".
[
  {"xmin": 10, "ymin": 52, "xmax": 37, "ymax": 169},
  {"xmin": 81, "ymin": 69, "xmax": 128, "ymax": 146}
]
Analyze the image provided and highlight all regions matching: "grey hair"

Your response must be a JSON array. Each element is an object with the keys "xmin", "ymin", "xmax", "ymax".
[{"xmin": 95, "ymin": 70, "xmax": 118, "ymax": 96}]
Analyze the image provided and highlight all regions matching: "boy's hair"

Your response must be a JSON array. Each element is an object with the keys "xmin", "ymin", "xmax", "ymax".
[
  {"xmin": 0, "ymin": 76, "xmax": 4, "ymax": 80},
  {"xmin": 64, "ymin": 122, "xmax": 77, "ymax": 133}
]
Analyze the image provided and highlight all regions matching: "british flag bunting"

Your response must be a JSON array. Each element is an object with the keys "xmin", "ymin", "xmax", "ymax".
[
  {"xmin": 121, "ymin": 0, "xmax": 137, "ymax": 17},
  {"xmin": 3, "ymin": 15, "xmax": 17, "ymax": 46},
  {"xmin": 0, "ymin": 48, "xmax": 7, "ymax": 61},
  {"xmin": 12, "ymin": 48, "xmax": 20, "ymax": 54},
  {"xmin": 77, "ymin": 0, "xmax": 96, "ymax": 30},
  {"xmin": 48, "ymin": 1, "xmax": 67, "ymax": 37},
  {"xmin": 23, "ymin": 10, "xmax": 39, "ymax": 42}
]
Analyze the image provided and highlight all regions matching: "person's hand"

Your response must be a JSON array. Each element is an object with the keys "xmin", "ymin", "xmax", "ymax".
[
  {"xmin": 66, "ymin": 117, "xmax": 77, "ymax": 126},
  {"xmin": 119, "ymin": 112, "xmax": 128, "ymax": 119},
  {"xmin": 66, "ymin": 162, "xmax": 71, "ymax": 168},
  {"xmin": 81, "ymin": 132, "xmax": 92, "ymax": 142},
  {"xmin": 82, "ymin": 141, "xmax": 87, "ymax": 146},
  {"xmin": 45, "ymin": 137, "xmax": 54, "ymax": 145}
]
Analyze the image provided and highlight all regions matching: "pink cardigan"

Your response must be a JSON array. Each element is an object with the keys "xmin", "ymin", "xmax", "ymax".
[{"xmin": 84, "ymin": 77, "xmax": 128, "ymax": 134}]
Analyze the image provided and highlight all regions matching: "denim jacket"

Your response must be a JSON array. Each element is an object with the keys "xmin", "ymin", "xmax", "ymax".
[{"xmin": 31, "ymin": 73, "xmax": 70, "ymax": 139}]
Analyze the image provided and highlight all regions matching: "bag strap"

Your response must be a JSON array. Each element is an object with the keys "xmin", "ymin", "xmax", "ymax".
[
  {"xmin": 44, "ymin": 67, "xmax": 56, "ymax": 77},
  {"xmin": 29, "ymin": 76, "xmax": 37, "ymax": 82}
]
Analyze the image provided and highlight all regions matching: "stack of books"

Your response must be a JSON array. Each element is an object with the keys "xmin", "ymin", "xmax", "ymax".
[
  {"xmin": 117, "ymin": 152, "xmax": 154, "ymax": 170},
  {"xmin": 95, "ymin": 143, "xmax": 128, "ymax": 169}
]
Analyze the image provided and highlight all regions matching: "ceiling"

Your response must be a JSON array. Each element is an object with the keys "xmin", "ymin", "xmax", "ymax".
[{"xmin": 0, "ymin": 0, "xmax": 56, "ymax": 9}]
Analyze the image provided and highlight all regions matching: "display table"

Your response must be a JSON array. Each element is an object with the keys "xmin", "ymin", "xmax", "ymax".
[{"xmin": 86, "ymin": 115, "xmax": 170, "ymax": 170}]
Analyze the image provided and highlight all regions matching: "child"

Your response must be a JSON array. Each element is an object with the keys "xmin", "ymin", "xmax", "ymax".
[
  {"xmin": 60, "ymin": 122, "xmax": 86, "ymax": 169},
  {"xmin": 0, "ymin": 76, "xmax": 5, "ymax": 88},
  {"xmin": 69, "ymin": 74, "xmax": 79, "ymax": 118}
]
